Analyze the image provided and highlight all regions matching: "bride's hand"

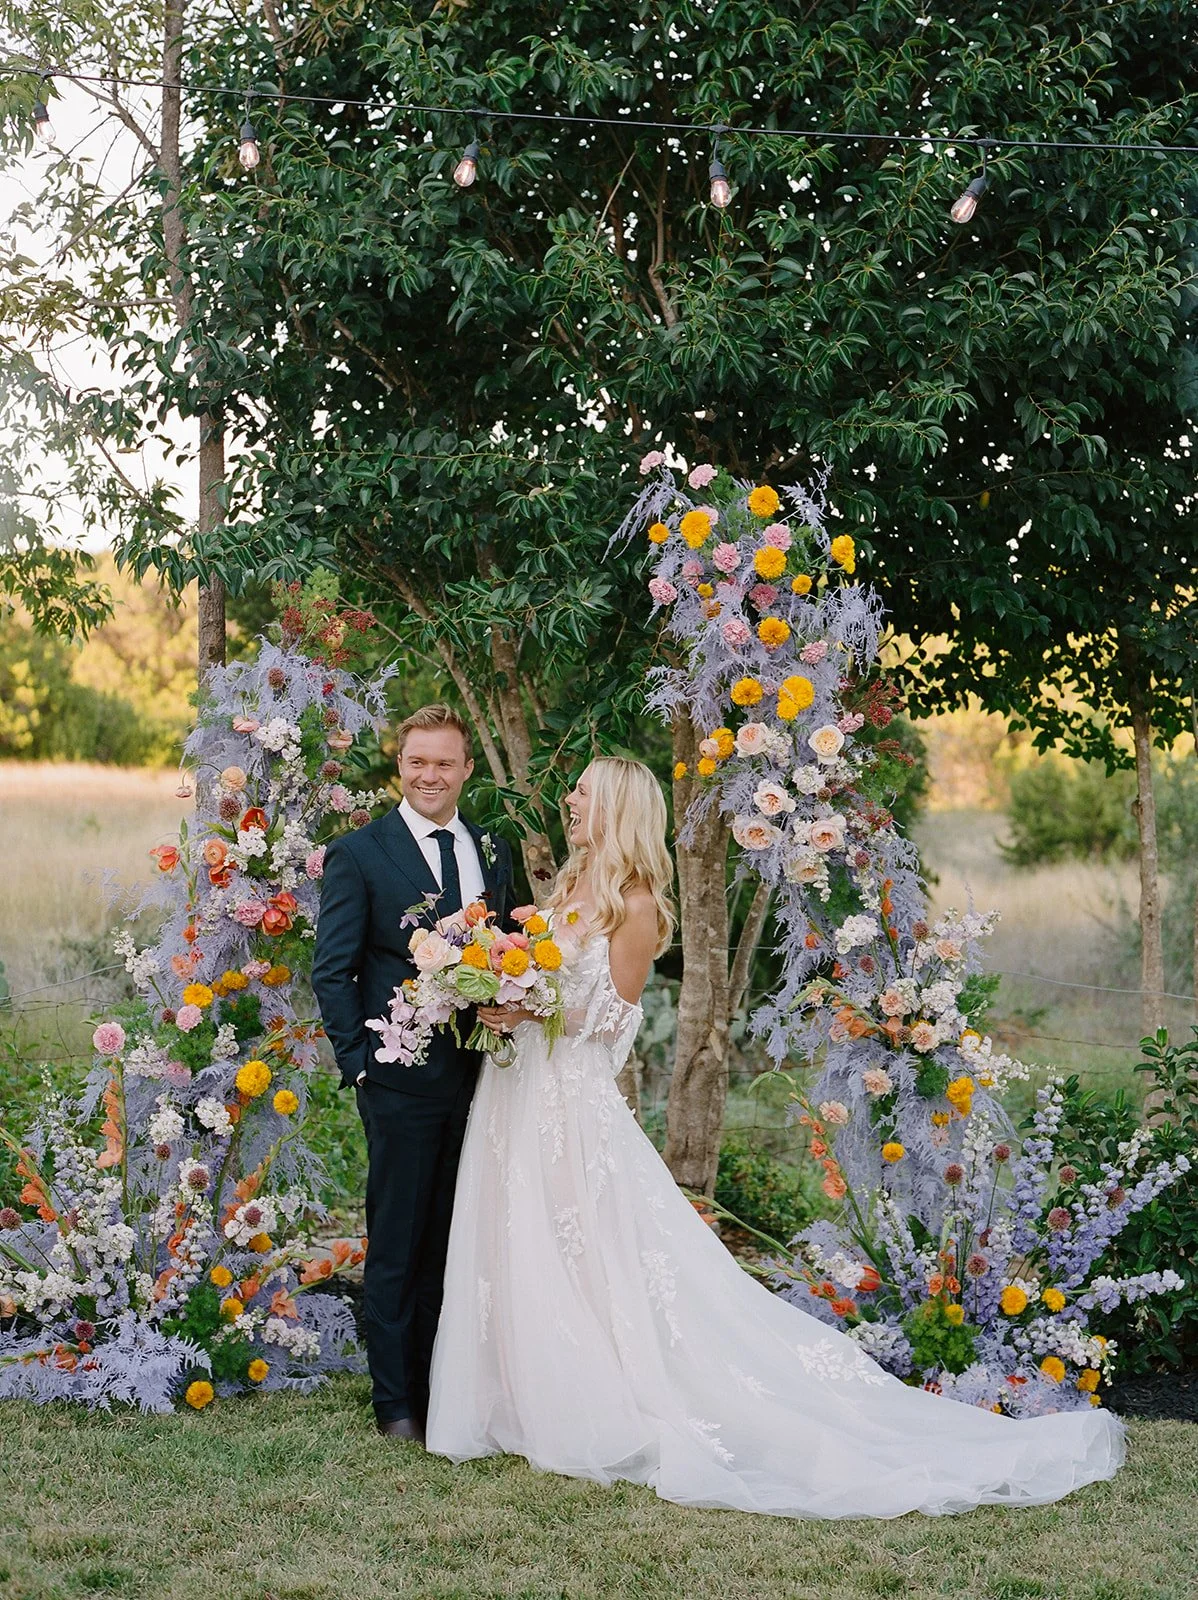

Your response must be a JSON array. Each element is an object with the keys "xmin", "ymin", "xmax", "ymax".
[{"xmin": 476, "ymin": 1003, "xmax": 537, "ymax": 1032}]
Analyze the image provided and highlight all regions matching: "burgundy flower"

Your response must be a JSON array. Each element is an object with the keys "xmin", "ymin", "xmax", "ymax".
[
  {"xmin": 350, "ymin": 808, "xmax": 371, "ymax": 828},
  {"xmin": 242, "ymin": 1204, "xmax": 263, "ymax": 1229},
  {"xmin": 1058, "ymin": 1164, "xmax": 1078, "ymax": 1185},
  {"xmin": 912, "ymin": 920, "xmax": 929, "ymax": 941},
  {"xmin": 854, "ymin": 850, "xmax": 870, "ymax": 868},
  {"xmin": 320, "ymin": 760, "xmax": 342, "ymax": 780},
  {"xmin": 0, "ymin": 1207, "xmax": 20, "ymax": 1230},
  {"xmin": 186, "ymin": 1166, "xmax": 211, "ymax": 1191},
  {"xmin": 154, "ymin": 1143, "xmax": 172, "ymax": 1160},
  {"xmin": 943, "ymin": 1163, "xmax": 965, "ymax": 1186},
  {"xmin": 161, "ymin": 1008, "xmax": 176, "ymax": 1025},
  {"xmin": 323, "ymin": 708, "xmax": 340, "ymax": 728},
  {"xmin": 978, "ymin": 1228, "xmax": 992, "ymax": 1247},
  {"xmin": 858, "ymin": 955, "xmax": 875, "ymax": 975},
  {"xmin": 73, "ymin": 1319, "xmax": 95, "ymax": 1342},
  {"xmin": 267, "ymin": 666, "xmax": 287, "ymax": 689},
  {"xmin": 1106, "ymin": 1186, "xmax": 1127, "ymax": 1209},
  {"xmin": 1047, "ymin": 1207, "xmax": 1071, "ymax": 1231},
  {"xmin": 966, "ymin": 1253, "xmax": 989, "ymax": 1279},
  {"xmin": 992, "ymin": 1143, "xmax": 1011, "ymax": 1164},
  {"xmin": 218, "ymin": 794, "xmax": 241, "ymax": 822}
]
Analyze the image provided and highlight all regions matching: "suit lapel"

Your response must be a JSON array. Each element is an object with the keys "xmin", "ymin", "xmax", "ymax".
[{"xmin": 375, "ymin": 806, "xmax": 440, "ymax": 908}]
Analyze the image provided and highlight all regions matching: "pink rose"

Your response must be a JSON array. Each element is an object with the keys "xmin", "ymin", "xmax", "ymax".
[
  {"xmin": 748, "ymin": 583, "xmax": 778, "ymax": 610},
  {"xmin": 734, "ymin": 723, "xmax": 769, "ymax": 757},
  {"xmin": 327, "ymin": 784, "xmax": 353, "ymax": 814},
  {"xmin": 808, "ymin": 724, "xmax": 846, "ymax": 762},
  {"xmin": 233, "ymin": 900, "xmax": 268, "ymax": 928},
  {"xmin": 753, "ymin": 780, "xmax": 795, "ymax": 817},
  {"xmin": 731, "ymin": 814, "xmax": 783, "ymax": 851},
  {"xmin": 92, "ymin": 1022, "xmax": 126, "ymax": 1057},
  {"xmin": 648, "ymin": 578, "xmax": 678, "ymax": 605},
  {"xmin": 711, "ymin": 542, "xmax": 740, "ymax": 574},
  {"xmin": 326, "ymin": 728, "xmax": 354, "ymax": 753},
  {"xmin": 681, "ymin": 558, "xmax": 704, "ymax": 582},
  {"xmin": 721, "ymin": 618, "xmax": 752, "ymax": 648},
  {"xmin": 305, "ymin": 847, "xmax": 326, "ymax": 880},
  {"xmin": 175, "ymin": 1004, "xmax": 203, "ymax": 1033},
  {"xmin": 688, "ymin": 463, "xmax": 718, "ymax": 489},
  {"xmin": 800, "ymin": 640, "xmax": 828, "ymax": 664},
  {"xmin": 639, "ymin": 450, "xmax": 665, "ymax": 475},
  {"xmin": 510, "ymin": 905, "xmax": 539, "ymax": 924},
  {"xmin": 231, "ymin": 717, "xmax": 260, "ymax": 734},
  {"xmin": 219, "ymin": 765, "xmax": 247, "ymax": 791},
  {"xmin": 762, "ymin": 523, "xmax": 792, "ymax": 550},
  {"xmin": 809, "ymin": 816, "xmax": 846, "ymax": 853},
  {"xmin": 698, "ymin": 738, "xmax": 721, "ymax": 760},
  {"xmin": 837, "ymin": 712, "xmax": 865, "ymax": 734}
]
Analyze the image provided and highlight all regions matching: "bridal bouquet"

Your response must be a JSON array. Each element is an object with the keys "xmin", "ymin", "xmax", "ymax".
[{"xmin": 367, "ymin": 903, "xmax": 567, "ymax": 1068}]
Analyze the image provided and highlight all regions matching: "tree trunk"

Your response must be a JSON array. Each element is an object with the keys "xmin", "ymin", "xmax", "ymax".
[
  {"xmin": 1126, "ymin": 654, "xmax": 1165, "ymax": 1040},
  {"xmin": 489, "ymin": 624, "xmax": 558, "ymax": 891},
  {"xmin": 197, "ymin": 416, "xmax": 226, "ymax": 678},
  {"xmin": 662, "ymin": 710, "xmax": 730, "ymax": 1195},
  {"xmin": 728, "ymin": 879, "xmax": 772, "ymax": 1024}
]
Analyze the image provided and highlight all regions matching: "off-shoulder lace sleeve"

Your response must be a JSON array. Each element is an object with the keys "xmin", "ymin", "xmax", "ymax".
[{"xmin": 559, "ymin": 959, "xmax": 643, "ymax": 1076}]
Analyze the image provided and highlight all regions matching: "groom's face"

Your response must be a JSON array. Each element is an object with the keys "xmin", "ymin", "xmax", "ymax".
[{"xmin": 399, "ymin": 728, "xmax": 474, "ymax": 825}]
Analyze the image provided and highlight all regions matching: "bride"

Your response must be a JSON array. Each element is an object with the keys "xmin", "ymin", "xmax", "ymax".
[{"xmin": 425, "ymin": 757, "xmax": 1125, "ymax": 1518}]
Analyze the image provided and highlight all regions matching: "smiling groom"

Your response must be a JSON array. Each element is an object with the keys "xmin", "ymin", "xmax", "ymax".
[{"xmin": 311, "ymin": 704, "xmax": 514, "ymax": 1441}]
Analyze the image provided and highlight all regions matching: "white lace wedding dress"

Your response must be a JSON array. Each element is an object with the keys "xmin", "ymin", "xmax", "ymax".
[{"xmin": 426, "ymin": 935, "xmax": 1125, "ymax": 1518}]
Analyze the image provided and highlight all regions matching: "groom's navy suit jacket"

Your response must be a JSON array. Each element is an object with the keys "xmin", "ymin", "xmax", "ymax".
[{"xmin": 311, "ymin": 806, "xmax": 515, "ymax": 1098}]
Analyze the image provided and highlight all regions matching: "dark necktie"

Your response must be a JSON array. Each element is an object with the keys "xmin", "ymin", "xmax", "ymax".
[{"xmin": 432, "ymin": 828, "xmax": 463, "ymax": 917}]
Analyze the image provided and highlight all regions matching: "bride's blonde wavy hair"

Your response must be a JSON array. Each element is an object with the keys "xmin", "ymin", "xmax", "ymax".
[{"xmin": 548, "ymin": 757, "xmax": 675, "ymax": 957}]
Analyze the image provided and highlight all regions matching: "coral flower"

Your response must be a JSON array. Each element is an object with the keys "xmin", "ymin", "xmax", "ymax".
[
  {"xmin": 149, "ymin": 844, "xmax": 180, "ymax": 873},
  {"xmin": 261, "ymin": 907, "xmax": 292, "ymax": 936},
  {"xmin": 203, "ymin": 839, "xmax": 229, "ymax": 868}
]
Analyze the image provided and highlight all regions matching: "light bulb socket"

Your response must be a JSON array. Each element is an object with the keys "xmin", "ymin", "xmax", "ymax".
[
  {"xmin": 32, "ymin": 97, "xmax": 53, "ymax": 142},
  {"xmin": 239, "ymin": 118, "xmax": 261, "ymax": 170}
]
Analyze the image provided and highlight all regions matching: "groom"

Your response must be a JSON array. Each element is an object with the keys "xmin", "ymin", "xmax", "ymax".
[{"xmin": 311, "ymin": 704, "xmax": 514, "ymax": 1441}]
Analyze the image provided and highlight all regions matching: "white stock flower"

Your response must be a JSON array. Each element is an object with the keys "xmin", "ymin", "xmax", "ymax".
[
  {"xmin": 834, "ymin": 914, "xmax": 878, "ymax": 954},
  {"xmin": 147, "ymin": 1100, "xmax": 185, "ymax": 1145},
  {"xmin": 195, "ymin": 1097, "xmax": 234, "ymax": 1137},
  {"xmin": 792, "ymin": 764, "xmax": 824, "ymax": 795}
]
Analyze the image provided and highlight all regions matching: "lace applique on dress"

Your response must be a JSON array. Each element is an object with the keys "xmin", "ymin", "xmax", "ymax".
[{"xmin": 794, "ymin": 1336, "xmax": 889, "ymax": 1386}]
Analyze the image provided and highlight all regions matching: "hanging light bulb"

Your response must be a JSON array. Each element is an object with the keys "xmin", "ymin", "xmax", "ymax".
[
  {"xmin": 950, "ymin": 143, "xmax": 991, "ymax": 224},
  {"xmin": 32, "ymin": 76, "xmax": 54, "ymax": 144},
  {"xmin": 708, "ymin": 124, "xmax": 732, "ymax": 208},
  {"xmin": 453, "ymin": 139, "xmax": 481, "ymax": 188},
  {"xmin": 238, "ymin": 112, "xmax": 261, "ymax": 172}
]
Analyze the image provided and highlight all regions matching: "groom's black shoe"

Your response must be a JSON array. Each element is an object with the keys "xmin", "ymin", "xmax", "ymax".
[{"xmin": 376, "ymin": 1415, "xmax": 425, "ymax": 1444}]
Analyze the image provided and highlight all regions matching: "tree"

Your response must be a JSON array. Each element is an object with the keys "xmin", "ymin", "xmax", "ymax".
[{"xmin": 5, "ymin": 0, "xmax": 1196, "ymax": 1176}]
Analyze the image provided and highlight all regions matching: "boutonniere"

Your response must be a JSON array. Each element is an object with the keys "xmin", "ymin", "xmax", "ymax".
[{"xmin": 480, "ymin": 832, "xmax": 496, "ymax": 869}]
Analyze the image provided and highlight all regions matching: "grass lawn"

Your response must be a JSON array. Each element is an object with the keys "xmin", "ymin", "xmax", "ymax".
[{"xmin": 2, "ymin": 1378, "xmax": 1195, "ymax": 1600}]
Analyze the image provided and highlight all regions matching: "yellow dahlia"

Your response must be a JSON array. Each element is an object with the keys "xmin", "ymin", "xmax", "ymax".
[
  {"xmin": 182, "ymin": 982, "xmax": 214, "ymax": 1010},
  {"xmin": 648, "ymin": 521, "xmax": 670, "ymax": 544},
  {"xmin": 273, "ymin": 1089, "xmax": 299, "ymax": 1116},
  {"xmin": 210, "ymin": 1265, "xmax": 233, "ymax": 1289},
  {"xmin": 779, "ymin": 674, "xmax": 815, "ymax": 710},
  {"xmin": 501, "ymin": 947, "xmax": 531, "ymax": 977},
  {"xmin": 185, "ymin": 1380, "xmax": 215, "ymax": 1410},
  {"xmin": 697, "ymin": 757, "xmax": 717, "ymax": 777},
  {"xmin": 881, "ymin": 1142, "xmax": 905, "ymax": 1164},
  {"xmin": 730, "ymin": 677, "xmax": 764, "ymax": 707},
  {"xmin": 748, "ymin": 485, "xmax": 781, "ymax": 517},
  {"xmin": 532, "ymin": 939, "xmax": 562, "ymax": 971},
  {"xmin": 711, "ymin": 727, "xmax": 736, "ymax": 758},
  {"xmin": 999, "ymin": 1285, "xmax": 1029, "ymax": 1316},
  {"xmin": 680, "ymin": 510, "xmax": 713, "ymax": 548},
  {"xmin": 757, "ymin": 618, "xmax": 791, "ymax": 649},
  {"xmin": 525, "ymin": 913, "xmax": 548, "ymax": 936},
  {"xmin": 673, "ymin": 761, "xmax": 689, "ymax": 780},
  {"xmin": 220, "ymin": 1296, "xmax": 245, "ymax": 1321},
  {"xmin": 1041, "ymin": 1287, "xmax": 1066, "ymax": 1313},
  {"xmin": 247, "ymin": 1359, "xmax": 270, "ymax": 1383},
  {"xmin": 791, "ymin": 574, "xmax": 813, "ymax": 595},
  {"xmin": 830, "ymin": 534, "xmax": 856, "ymax": 574},
  {"xmin": 1077, "ymin": 1368, "xmax": 1100, "ymax": 1393},
  {"xmin": 944, "ymin": 1303, "xmax": 965, "ymax": 1326},
  {"xmin": 1039, "ymin": 1356, "xmax": 1066, "ymax": 1383},
  {"xmin": 236, "ymin": 1059, "xmax": 272, "ymax": 1099},
  {"xmin": 753, "ymin": 546, "xmax": 787, "ymax": 581}
]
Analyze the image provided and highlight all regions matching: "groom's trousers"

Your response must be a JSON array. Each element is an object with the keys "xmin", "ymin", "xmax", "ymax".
[{"xmin": 356, "ymin": 1071, "xmax": 476, "ymax": 1424}]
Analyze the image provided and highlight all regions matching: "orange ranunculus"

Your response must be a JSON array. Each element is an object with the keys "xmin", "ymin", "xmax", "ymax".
[
  {"xmin": 149, "ymin": 844, "xmax": 180, "ymax": 872},
  {"xmin": 261, "ymin": 907, "xmax": 292, "ymax": 936},
  {"xmin": 829, "ymin": 1298, "xmax": 857, "ymax": 1319},
  {"xmin": 209, "ymin": 864, "xmax": 234, "ymax": 888},
  {"xmin": 202, "ymin": 839, "xmax": 228, "ymax": 868},
  {"xmin": 239, "ymin": 807, "xmax": 269, "ymax": 833},
  {"xmin": 464, "ymin": 901, "xmax": 490, "ymax": 927},
  {"xmin": 858, "ymin": 1266, "xmax": 882, "ymax": 1294},
  {"xmin": 270, "ymin": 891, "xmax": 299, "ymax": 916}
]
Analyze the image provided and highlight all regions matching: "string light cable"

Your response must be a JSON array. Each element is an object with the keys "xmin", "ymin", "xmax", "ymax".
[{"xmin": 11, "ymin": 59, "xmax": 1198, "ymax": 218}]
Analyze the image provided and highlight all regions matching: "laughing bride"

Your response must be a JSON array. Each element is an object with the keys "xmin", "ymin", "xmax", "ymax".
[{"xmin": 425, "ymin": 756, "xmax": 1124, "ymax": 1519}]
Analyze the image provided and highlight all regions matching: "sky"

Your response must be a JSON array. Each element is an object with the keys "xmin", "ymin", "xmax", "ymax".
[{"xmin": 2, "ymin": 77, "xmax": 196, "ymax": 552}]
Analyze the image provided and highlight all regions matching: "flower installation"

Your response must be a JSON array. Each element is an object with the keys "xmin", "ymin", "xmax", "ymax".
[
  {"xmin": 622, "ymin": 457, "xmax": 1189, "ymax": 1416},
  {"xmin": 0, "ymin": 576, "xmax": 394, "ymax": 1410}
]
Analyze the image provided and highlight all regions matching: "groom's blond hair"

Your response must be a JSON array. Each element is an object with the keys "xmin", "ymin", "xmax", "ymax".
[
  {"xmin": 396, "ymin": 704, "xmax": 473, "ymax": 759},
  {"xmin": 549, "ymin": 757, "xmax": 675, "ymax": 957}
]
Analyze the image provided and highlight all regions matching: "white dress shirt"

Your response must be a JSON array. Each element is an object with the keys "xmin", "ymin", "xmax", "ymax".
[{"xmin": 398, "ymin": 797, "xmax": 487, "ymax": 909}]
